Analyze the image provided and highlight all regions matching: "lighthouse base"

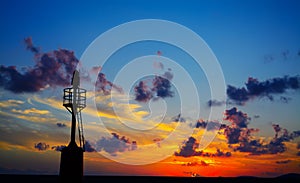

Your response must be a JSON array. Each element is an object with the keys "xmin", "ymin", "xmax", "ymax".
[{"xmin": 59, "ymin": 142, "xmax": 84, "ymax": 183}]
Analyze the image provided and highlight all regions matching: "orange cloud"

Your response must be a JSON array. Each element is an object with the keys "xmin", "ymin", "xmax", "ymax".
[
  {"xmin": 0, "ymin": 99, "xmax": 24, "ymax": 108},
  {"xmin": 11, "ymin": 108, "xmax": 50, "ymax": 115}
]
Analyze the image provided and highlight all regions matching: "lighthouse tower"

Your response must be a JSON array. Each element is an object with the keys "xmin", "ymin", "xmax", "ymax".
[{"xmin": 59, "ymin": 70, "xmax": 86, "ymax": 183}]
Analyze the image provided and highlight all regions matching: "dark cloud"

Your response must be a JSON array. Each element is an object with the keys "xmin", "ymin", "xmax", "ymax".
[
  {"xmin": 51, "ymin": 140, "xmax": 96, "ymax": 152},
  {"xmin": 223, "ymin": 107, "xmax": 260, "ymax": 149},
  {"xmin": 163, "ymin": 68, "xmax": 174, "ymax": 80},
  {"xmin": 207, "ymin": 99, "xmax": 226, "ymax": 107},
  {"xmin": 182, "ymin": 160, "xmax": 209, "ymax": 166},
  {"xmin": 51, "ymin": 145, "xmax": 66, "ymax": 152},
  {"xmin": 230, "ymin": 123, "xmax": 300, "ymax": 155},
  {"xmin": 94, "ymin": 133, "xmax": 137, "ymax": 156},
  {"xmin": 34, "ymin": 142, "xmax": 49, "ymax": 151},
  {"xmin": 226, "ymin": 85, "xmax": 249, "ymax": 105},
  {"xmin": 174, "ymin": 136, "xmax": 231, "ymax": 157},
  {"xmin": 253, "ymin": 115, "xmax": 260, "ymax": 119},
  {"xmin": 172, "ymin": 113, "xmax": 186, "ymax": 122},
  {"xmin": 224, "ymin": 127, "xmax": 242, "ymax": 144},
  {"xmin": 152, "ymin": 75, "xmax": 174, "ymax": 98},
  {"xmin": 95, "ymin": 73, "xmax": 123, "ymax": 95},
  {"xmin": 210, "ymin": 105, "xmax": 300, "ymax": 156},
  {"xmin": 0, "ymin": 38, "xmax": 79, "ymax": 93},
  {"xmin": 233, "ymin": 138, "xmax": 286, "ymax": 155},
  {"xmin": 224, "ymin": 107, "xmax": 250, "ymax": 128},
  {"xmin": 280, "ymin": 96, "xmax": 291, "ymax": 103},
  {"xmin": 263, "ymin": 49, "xmax": 300, "ymax": 63},
  {"xmin": 174, "ymin": 137, "xmax": 198, "ymax": 157},
  {"xmin": 134, "ymin": 81, "xmax": 153, "ymax": 102},
  {"xmin": 194, "ymin": 119, "xmax": 227, "ymax": 131},
  {"xmin": 134, "ymin": 69, "xmax": 174, "ymax": 103},
  {"xmin": 272, "ymin": 124, "xmax": 283, "ymax": 139},
  {"xmin": 24, "ymin": 37, "xmax": 40, "ymax": 54},
  {"xmin": 227, "ymin": 76, "xmax": 300, "ymax": 105},
  {"xmin": 275, "ymin": 160, "xmax": 291, "ymax": 164},
  {"xmin": 56, "ymin": 123, "xmax": 66, "ymax": 128},
  {"xmin": 84, "ymin": 141, "xmax": 97, "ymax": 152}
]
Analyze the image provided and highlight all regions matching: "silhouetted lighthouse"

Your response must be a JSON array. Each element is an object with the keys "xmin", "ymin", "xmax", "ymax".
[{"xmin": 59, "ymin": 70, "xmax": 86, "ymax": 183}]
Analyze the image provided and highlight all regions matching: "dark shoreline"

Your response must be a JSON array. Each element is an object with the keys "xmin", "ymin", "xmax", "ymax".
[{"xmin": 1, "ymin": 174, "xmax": 299, "ymax": 183}]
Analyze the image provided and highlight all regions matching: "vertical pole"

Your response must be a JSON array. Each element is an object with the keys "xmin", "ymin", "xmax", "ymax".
[
  {"xmin": 71, "ymin": 71, "xmax": 78, "ymax": 145},
  {"xmin": 70, "ymin": 110, "xmax": 76, "ymax": 144}
]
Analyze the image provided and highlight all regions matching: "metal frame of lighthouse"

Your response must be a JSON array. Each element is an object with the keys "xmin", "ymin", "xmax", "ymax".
[{"xmin": 59, "ymin": 70, "xmax": 86, "ymax": 183}]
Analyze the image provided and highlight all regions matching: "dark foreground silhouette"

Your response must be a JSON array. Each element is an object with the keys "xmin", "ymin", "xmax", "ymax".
[{"xmin": 1, "ymin": 173, "xmax": 299, "ymax": 183}]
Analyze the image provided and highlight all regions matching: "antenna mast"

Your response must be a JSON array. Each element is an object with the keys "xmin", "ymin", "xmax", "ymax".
[
  {"xmin": 59, "ymin": 70, "xmax": 86, "ymax": 183},
  {"xmin": 63, "ymin": 70, "xmax": 86, "ymax": 149}
]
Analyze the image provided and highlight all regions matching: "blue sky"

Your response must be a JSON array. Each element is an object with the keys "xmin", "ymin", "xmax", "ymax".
[
  {"xmin": 1, "ymin": 0, "xmax": 300, "ymax": 176},
  {"xmin": 1, "ymin": 0, "xmax": 300, "ymax": 93}
]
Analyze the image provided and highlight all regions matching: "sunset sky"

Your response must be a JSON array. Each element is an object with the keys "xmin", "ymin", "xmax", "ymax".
[{"xmin": 1, "ymin": 0, "xmax": 300, "ymax": 177}]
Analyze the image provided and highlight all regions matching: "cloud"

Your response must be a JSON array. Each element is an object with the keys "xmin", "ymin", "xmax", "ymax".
[
  {"xmin": 182, "ymin": 160, "xmax": 209, "ymax": 166},
  {"xmin": 13, "ymin": 114, "xmax": 57, "ymax": 123},
  {"xmin": 56, "ymin": 123, "xmax": 66, "ymax": 128},
  {"xmin": 5, "ymin": 105, "xmax": 57, "ymax": 123},
  {"xmin": 224, "ymin": 107, "xmax": 250, "ymax": 128},
  {"xmin": 95, "ymin": 73, "xmax": 123, "ymax": 95},
  {"xmin": 0, "ymin": 42, "xmax": 78, "ymax": 93},
  {"xmin": 207, "ymin": 99, "xmax": 226, "ymax": 107},
  {"xmin": 172, "ymin": 113, "xmax": 186, "ymax": 122},
  {"xmin": 227, "ymin": 122, "xmax": 300, "ymax": 155},
  {"xmin": 263, "ymin": 49, "xmax": 300, "ymax": 63},
  {"xmin": 0, "ymin": 37, "xmax": 79, "ymax": 93},
  {"xmin": 279, "ymin": 96, "xmax": 291, "ymax": 103},
  {"xmin": 11, "ymin": 108, "xmax": 50, "ymax": 115},
  {"xmin": 222, "ymin": 107, "xmax": 262, "ymax": 149},
  {"xmin": 227, "ymin": 75, "xmax": 300, "ymax": 105},
  {"xmin": 34, "ymin": 142, "xmax": 49, "ymax": 151},
  {"xmin": 152, "ymin": 75, "xmax": 174, "ymax": 98},
  {"xmin": 162, "ymin": 68, "xmax": 174, "ymax": 81},
  {"xmin": 51, "ymin": 140, "xmax": 96, "ymax": 152},
  {"xmin": 174, "ymin": 136, "xmax": 231, "ymax": 157},
  {"xmin": 94, "ymin": 133, "xmax": 138, "ymax": 156},
  {"xmin": 193, "ymin": 119, "xmax": 227, "ymax": 131},
  {"xmin": 134, "ymin": 69, "xmax": 174, "ymax": 103},
  {"xmin": 84, "ymin": 141, "xmax": 97, "ymax": 152},
  {"xmin": 24, "ymin": 37, "xmax": 40, "ymax": 54},
  {"xmin": 134, "ymin": 81, "xmax": 153, "ymax": 102},
  {"xmin": 222, "ymin": 107, "xmax": 296, "ymax": 155},
  {"xmin": 94, "ymin": 92, "xmax": 152, "ymax": 125},
  {"xmin": 51, "ymin": 145, "xmax": 66, "ymax": 152},
  {"xmin": 275, "ymin": 160, "xmax": 291, "ymax": 164},
  {"xmin": 253, "ymin": 115, "xmax": 260, "ymax": 119},
  {"xmin": 0, "ymin": 99, "xmax": 24, "ymax": 108},
  {"xmin": 174, "ymin": 137, "xmax": 198, "ymax": 157}
]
